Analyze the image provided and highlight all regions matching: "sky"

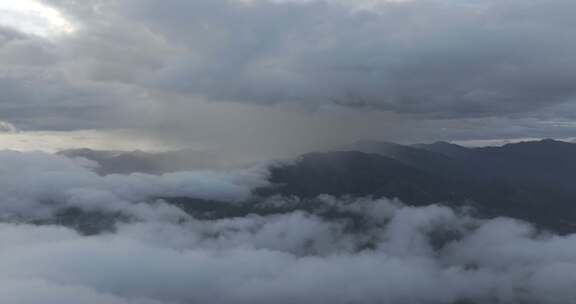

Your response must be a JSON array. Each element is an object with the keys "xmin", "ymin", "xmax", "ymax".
[{"xmin": 1, "ymin": 0, "xmax": 576, "ymax": 155}]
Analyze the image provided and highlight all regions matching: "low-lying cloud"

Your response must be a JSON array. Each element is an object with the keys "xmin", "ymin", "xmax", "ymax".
[
  {"xmin": 1, "ymin": 151, "xmax": 576, "ymax": 303},
  {"xmin": 0, "ymin": 151, "xmax": 269, "ymax": 221}
]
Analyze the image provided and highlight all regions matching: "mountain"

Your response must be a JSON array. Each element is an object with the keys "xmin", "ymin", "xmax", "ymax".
[
  {"xmin": 265, "ymin": 151, "xmax": 465, "ymax": 205},
  {"xmin": 472, "ymin": 139, "xmax": 576, "ymax": 189},
  {"xmin": 59, "ymin": 148, "xmax": 231, "ymax": 174},
  {"xmin": 60, "ymin": 139, "xmax": 576, "ymax": 234},
  {"xmin": 339, "ymin": 140, "xmax": 475, "ymax": 178},
  {"xmin": 265, "ymin": 140, "xmax": 576, "ymax": 234},
  {"xmin": 416, "ymin": 139, "xmax": 576, "ymax": 190},
  {"xmin": 413, "ymin": 141, "xmax": 473, "ymax": 159}
]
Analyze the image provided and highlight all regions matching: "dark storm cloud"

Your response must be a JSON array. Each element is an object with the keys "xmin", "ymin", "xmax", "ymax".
[
  {"xmin": 3, "ymin": 0, "xmax": 576, "ymax": 143},
  {"xmin": 49, "ymin": 0, "xmax": 576, "ymax": 119},
  {"xmin": 0, "ymin": 73, "xmax": 151, "ymax": 130},
  {"xmin": 0, "ymin": 22, "xmax": 156, "ymax": 131},
  {"xmin": 0, "ymin": 25, "xmax": 27, "ymax": 43}
]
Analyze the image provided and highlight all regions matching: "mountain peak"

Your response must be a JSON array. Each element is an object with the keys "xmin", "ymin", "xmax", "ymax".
[
  {"xmin": 491, "ymin": 139, "xmax": 575, "ymax": 151},
  {"xmin": 412, "ymin": 141, "xmax": 470, "ymax": 158}
]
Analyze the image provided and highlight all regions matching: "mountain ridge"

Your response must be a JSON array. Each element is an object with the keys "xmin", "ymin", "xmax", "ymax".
[{"xmin": 266, "ymin": 139, "xmax": 576, "ymax": 234}]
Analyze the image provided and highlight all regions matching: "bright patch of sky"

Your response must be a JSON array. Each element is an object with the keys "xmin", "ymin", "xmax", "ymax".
[{"xmin": 0, "ymin": 0, "xmax": 75, "ymax": 37}]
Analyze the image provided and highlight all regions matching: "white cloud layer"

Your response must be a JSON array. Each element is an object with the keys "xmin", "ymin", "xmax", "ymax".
[
  {"xmin": 0, "ymin": 151, "xmax": 269, "ymax": 221},
  {"xmin": 3, "ymin": 199, "xmax": 576, "ymax": 303}
]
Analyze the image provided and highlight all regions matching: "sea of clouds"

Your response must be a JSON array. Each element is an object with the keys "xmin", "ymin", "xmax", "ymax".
[{"xmin": 1, "ymin": 151, "xmax": 576, "ymax": 304}]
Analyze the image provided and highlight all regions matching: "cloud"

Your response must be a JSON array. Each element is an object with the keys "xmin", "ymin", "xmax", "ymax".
[
  {"xmin": 0, "ymin": 0, "xmax": 576, "ymax": 148},
  {"xmin": 42, "ymin": 0, "xmax": 576, "ymax": 120},
  {"xmin": 0, "ymin": 120, "xmax": 17, "ymax": 133},
  {"xmin": 0, "ymin": 21, "xmax": 156, "ymax": 132},
  {"xmin": 0, "ymin": 151, "xmax": 269, "ymax": 221},
  {"xmin": 3, "ymin": 189, "xmax": 576, "ymax": 303}
]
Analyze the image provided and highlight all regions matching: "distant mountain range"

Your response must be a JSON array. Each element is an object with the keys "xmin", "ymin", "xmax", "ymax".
[
  {"xmin": 265, "ymin": 139, "xmax": 576, "ymax": 234},
  {"xmin": 59, "ymin": 148, "xmax": 232, "ymax": 174},
  {"xmin": 60, "ymin": 139, "xmax": 576, "ymax": 234}
]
